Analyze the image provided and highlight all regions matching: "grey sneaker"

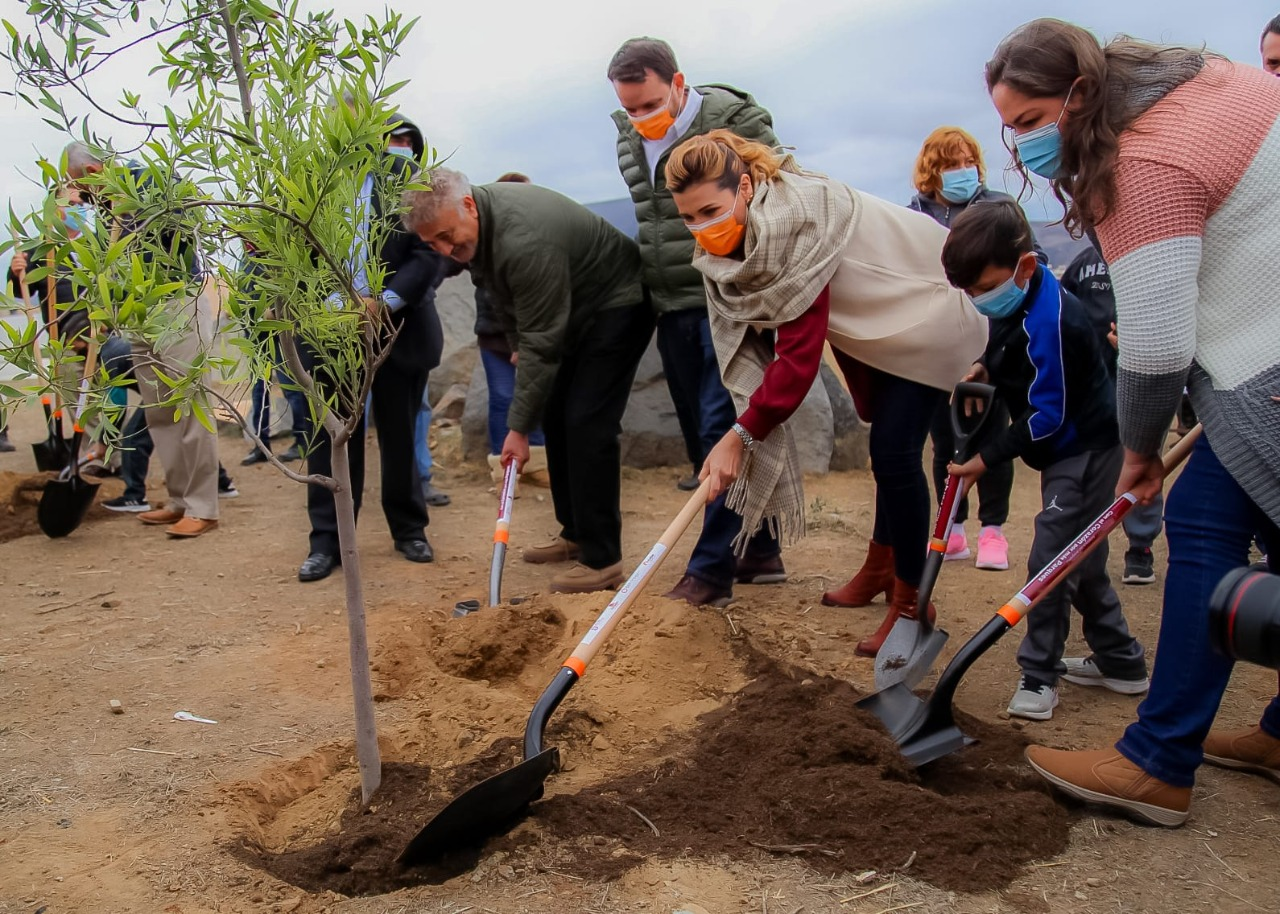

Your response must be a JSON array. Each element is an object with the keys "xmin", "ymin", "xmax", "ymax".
[
  {"xmin": 1062, "ymin": 656, "xmax": 1150, "ymax": 695},
  {"xmin": 1122, "ymin": 547, "xmax": 1155, "ymax": 585},
  {"xmin": 1008, "ymin": 677, "xmax": 1059, "ymax": 721}
]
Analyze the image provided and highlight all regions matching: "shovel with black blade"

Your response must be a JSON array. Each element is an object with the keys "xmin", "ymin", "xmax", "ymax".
[
  {"xmin": 14, "ymin": 244, "xmax": 70, "ymax": 472},
  {"xmin": 454, "ymin": 459, "xmax": 519, "ymax": 618},
  {"xmin": 859, "ymin": 425, "xmax": 1201, "ymax": 767},
  {"xmin": 874, "ymin": 381, "xmax": 998, "ymax": 689},
  {"xmin": 38, "ymin": 340, "xmax": 100, "ymax": 539},
  {"xmin": 400, "ymin": 479, "xmax": 711, "ymax": 868}
]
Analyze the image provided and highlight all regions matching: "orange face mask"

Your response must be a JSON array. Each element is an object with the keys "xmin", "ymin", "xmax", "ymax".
[
  {"xmin": 689, "ymin": 189, "xmax": 747, "ymax": 257},
  {"xmin": 629, "ymin": 85, "xmax": 678, "ymax": 141}
]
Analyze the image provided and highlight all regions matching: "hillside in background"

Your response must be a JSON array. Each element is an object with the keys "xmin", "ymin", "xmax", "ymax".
[{"xmin": 585, "ymin": 198, "xmax": 1091, "ymax": 270}]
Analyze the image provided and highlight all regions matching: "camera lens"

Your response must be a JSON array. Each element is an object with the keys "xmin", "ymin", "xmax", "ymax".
[{"xmin": 1209, "ymin": 567, "xmax": 1280, "ymax": 670}]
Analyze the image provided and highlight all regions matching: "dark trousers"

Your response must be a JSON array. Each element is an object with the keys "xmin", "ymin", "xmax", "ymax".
[
  {"xmin": 543, "ymin": 301, "xmax": 654, "ymax": 570},
  {"xmin": 1016, "ymin": 445, "xmax": 1145, "ymax": 685},
  {"xmin": 1117, "ymin": 434, "xmax": 1280, "ymax": 787},
  {"xmin": 834, "ymin": 354, "xmax": 942, "ymax": 588},
  {"xmin": 251, "ymin": 363, "xmax": 311, "ymax": 448},
  {"xmin": 302, "ymin": 345, "xmax": 429, "ymax": 555},
  {"xmin": 929, "ymin": 397, "xmax": 1013, "ymax": 526},
  {"xmin": 656, "ymin": 308, "xmax": 737, "ymax": 472}
]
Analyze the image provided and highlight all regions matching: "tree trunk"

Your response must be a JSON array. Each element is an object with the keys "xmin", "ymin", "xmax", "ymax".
[{"xmin": 330, "ymin": 433, "xmax": 382, "ymax": 804}]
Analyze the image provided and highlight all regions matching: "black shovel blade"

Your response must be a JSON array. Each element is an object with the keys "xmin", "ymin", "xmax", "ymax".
[
  {"xmin": 32, "ymin": 439, "xmax": 70, "ymax": 473},
  {"xmin": 856, "ymin": 683, "xmax": 974, "ymax": 768},
  {"xmin": 398, "ymin": 747, "xmax": 559, "ymax": 868},
  {"xmin": 38, "ymin": 477, "xmax": 99, "ymax": 538}
]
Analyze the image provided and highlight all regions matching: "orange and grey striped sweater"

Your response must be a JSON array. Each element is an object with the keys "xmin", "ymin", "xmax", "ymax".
[{"xmin": 1096, "ymin": 60, "xmax": 1280, "ymax": 522}]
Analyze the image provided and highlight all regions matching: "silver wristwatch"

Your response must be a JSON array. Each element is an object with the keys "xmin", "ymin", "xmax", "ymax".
[{"xmin": 731, "ymin": 422, "xmax": 756, "ymax": 450}]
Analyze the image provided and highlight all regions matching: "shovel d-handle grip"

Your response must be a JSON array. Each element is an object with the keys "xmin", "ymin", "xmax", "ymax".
[
  {"xmin": 950, "ymin": 381, "xmax": 997, "ymax": 462},
  {"xmin": 522, "ymin": 479, "xmax": 711, "ymax": 759},
  {"xmin": 488, "ymin": 462, "xmax": 519, "ymax": 606},
  {"xmin": 994, "ymin": 425, "xmax": 1202, "ymax": 629}
]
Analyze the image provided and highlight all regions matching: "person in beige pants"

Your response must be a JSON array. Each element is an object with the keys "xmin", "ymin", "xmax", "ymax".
[{"xmin": 64, "ymin": 140, "xmax": 220, "ymax": 538}]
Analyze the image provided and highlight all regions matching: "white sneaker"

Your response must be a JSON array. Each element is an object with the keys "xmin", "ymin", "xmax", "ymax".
[
  {"xmin": 1062, "ymin": 656, "xmax": 1150, "ymax": 695},
  {"xmin": 1008, "ymin": 678, "xmax": 1059, "ymax": 721}
]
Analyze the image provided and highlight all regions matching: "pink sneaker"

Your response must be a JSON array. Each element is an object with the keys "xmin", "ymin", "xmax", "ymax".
[
  {"xmin": 976, "ymin": 526, "xmax": 1010, "ymax": 571},
  {"xmin": 943, "ymin": 529, "xmax": 971, "ymax": 561}
]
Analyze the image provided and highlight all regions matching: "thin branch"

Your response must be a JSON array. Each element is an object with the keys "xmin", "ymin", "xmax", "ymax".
[
  {"xmin": 279, "ymin": 331, "xmax": 346, "ymax": 443},
  {"xmin": 216, "ymin": 0, "xmax": 254, "ymax": 132},
  {"xmin": 80, "ymin": 12, "xmax": 218, "ymax": 78}
]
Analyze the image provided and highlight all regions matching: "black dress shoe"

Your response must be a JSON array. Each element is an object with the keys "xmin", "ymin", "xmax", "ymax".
[
  {"xmin": 241, "ymin": 447, "xmax": 270, "ymax": 466},
  {"xmin": 299, "ymin": 552, "xmax": 339, "ymax": 582},
  {"xmin": 395, "ymin": 539, "xmax": 435, "ymax": 563},
  {"xmin": 279, "ymin": 443, "xmax": 303, "ymax": 463}
]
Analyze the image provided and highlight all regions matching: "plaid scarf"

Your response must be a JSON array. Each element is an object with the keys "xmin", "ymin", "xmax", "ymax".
[{"xmin": 694, "ymin": 165, "xmax": 860, "ymax": 552}]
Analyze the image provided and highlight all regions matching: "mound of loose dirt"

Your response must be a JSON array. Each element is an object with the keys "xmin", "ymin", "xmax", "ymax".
[
  {"xmin": 434, "ymin": 601, "xmax": 566, "ymax": 681},
  {"xmin": 0, "ymin": 470, "xmax": 118, "ymax": 542},
  {"xmin": 239, "ymin": 653, "xmax": 1069, "ymax": 897},
  {"xmin": 530, "ymin": 655, "xmax": 1071, "ymax": 893}
]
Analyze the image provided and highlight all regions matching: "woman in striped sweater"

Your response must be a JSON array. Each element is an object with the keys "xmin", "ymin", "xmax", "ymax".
[{"xmin": 986, "ymin": 19, "xmax": 1280, "ymax": 826}]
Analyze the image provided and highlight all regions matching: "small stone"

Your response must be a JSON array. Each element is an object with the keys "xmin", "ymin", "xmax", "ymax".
[
  {"xmin": 316, "ymin": 660, "xmax": 326, "ymax": 669},
  {"xmin": 101, "ymin": 600, "xmax": 119, "ymax": 608},
  {"xmin": 591, "ymin": 734, "xmax": 611, "ymax": 751},
  {"xmin": 1086, "ymin": 878, "xmax": 1103, "ymax": 888},
  {"xmin": 997, "ymin": 711, "xmax": 1011, "ymax": 720},
  {"xmin": 456, "ymin": 731, "xmax": 474, "ymax": 748},
  {"xmin": 56, "ymin": 818, "xmax": 71, "ymax": 828},
  {"xmin": 109, "ymin": 699, "xmax": 124, "ymax": 714},
  {"xmin": 1011, "ymin": 720, "xmax": 1026, "ymax": 731},
  {"xmin": 497, "ymin": 864, "xmax": 515, "ymax": 880},
  {"xmin": 592, "ymin": 835, "xmax": 608, "ymax": 846}
]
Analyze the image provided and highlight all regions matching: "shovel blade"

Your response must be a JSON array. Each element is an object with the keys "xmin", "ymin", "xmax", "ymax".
[
  {"xmin": 874, "ymin": 619, "xmax": 951, "ymax": 690},
  {"xmin": 856, "ymin": 682, "xmax": 975, "ymax": 767},
  {"xmin": 398, "ymin": 747, "xmax": 559, "ymax": 868},
  {"xmin": 37, "ymin": 478, "xmax": 98, "ymax": 538},
  {"xmin": 32, "ymin": 440, "xmax": 70, "ymax": 473}
]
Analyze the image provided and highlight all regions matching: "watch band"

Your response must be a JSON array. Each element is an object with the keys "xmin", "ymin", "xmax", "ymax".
[{"xmin": 731, "ymin": 422, "xmax": 756, "ymax": 450}]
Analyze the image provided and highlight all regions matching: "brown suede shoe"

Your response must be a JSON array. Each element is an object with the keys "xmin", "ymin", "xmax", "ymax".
[
  {"xmin": 734, "ymin": 553, "xmax": 787, "ymax": 585},
  {"xmin": 1026, "ymin": 746, "xmax": 1191, "ymax": 827},
  {"xmin": 550, "ymin": 561, "xmax": 624, "ymax": 594},
  {"xmin": 522, "ymin": 536, "xmax": 580, "ymax": 565},
  {"xmin": 166, "ymin": 517, "xmax": 218, "ymax": 538},
  {"xmin": 664, "ymin": 574, "xmax": 732, "ymax": 608},
  {"xmin": 139, "ymin": 507, "xmax": 184, "ymax": 526},
  {"xmin": 1203, "ymin": 726, "xmax": 1280, "ymax": 782}
]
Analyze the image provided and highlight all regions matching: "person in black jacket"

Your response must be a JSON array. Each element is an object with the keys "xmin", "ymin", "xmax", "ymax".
[
  {"xmin": 942, "ymin": 200, "xmax": 1148, "ymax": 722},
  {"xmin": 1060, "ymin": 244, "xmax": 1164, "ymax": 585},
  {"xmin": 297, "ymin": 135, "xmax": 450, "ymax": 582}
]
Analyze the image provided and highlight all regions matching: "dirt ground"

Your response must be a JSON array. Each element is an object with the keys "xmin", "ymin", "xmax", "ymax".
[{"xmin": 1, "ymin": 400, "xmax": 1277, "ymax": 914}]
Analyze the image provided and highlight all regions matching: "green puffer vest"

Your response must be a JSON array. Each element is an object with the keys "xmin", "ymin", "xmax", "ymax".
[{"xmin": 612, "ymin": 84, "xmax": 778, "ymax": 315}]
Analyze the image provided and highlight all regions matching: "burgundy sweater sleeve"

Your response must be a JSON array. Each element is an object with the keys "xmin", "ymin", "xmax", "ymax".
[{"xmin": 737, "ymin": 285, "xmax": 830, "ymax": 441}]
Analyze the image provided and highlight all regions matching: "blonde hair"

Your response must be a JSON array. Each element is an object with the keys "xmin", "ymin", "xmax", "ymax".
[
  {"xmin": 912, "ymin": 127, "xmax": 986, "ymax": 196},
  {"xmin": 665, "ymin": 128, "xmax": 785, "ymax": 193}
]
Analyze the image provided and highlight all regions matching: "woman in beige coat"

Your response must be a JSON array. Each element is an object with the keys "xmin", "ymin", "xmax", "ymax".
[{"xmin": 665, "ymin": 129, "xmax": 986, "ymax": 656}]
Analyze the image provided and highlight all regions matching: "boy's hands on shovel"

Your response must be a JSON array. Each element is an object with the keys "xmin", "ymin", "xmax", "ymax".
[
  {"xmin": 948, "ymin": 453, "xmax": 987, "ymax": 490},
  {"xmin": 701, "ymin": 429, "xmax": 745, "ymax": 503},
  {"xmin": 501, "ymin": 429, "xmax": 530, "ymax": 472}
]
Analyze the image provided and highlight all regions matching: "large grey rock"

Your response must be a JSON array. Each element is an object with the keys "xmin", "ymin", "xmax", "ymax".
[
  {"xmin": 620, "ymin": 339, "xmax": 690, "ymax": 469},
  {"xmin": 823, "ymin": 362, "xmax": 869, "ymax": 471},
  {"xmin": 429, "ymin": 275, "xmax": 480, "ymax": 406},
  {"xmin": 789, "ymin": 375, "xmax": 835, "ymax": 474},
  {"xmin": 461, "ymin": 356, "xmax": 490, "ymax": 460}
]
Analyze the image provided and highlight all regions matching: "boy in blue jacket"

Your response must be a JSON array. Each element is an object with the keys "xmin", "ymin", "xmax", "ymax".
[{"xmin": 940, "ymin": 200, "xmax": 1148, "ymax": 721}]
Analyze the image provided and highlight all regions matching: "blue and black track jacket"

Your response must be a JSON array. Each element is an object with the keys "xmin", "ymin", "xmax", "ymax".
[{"xmin": 978, "ymin": 264, "xmax": 1119, "ymax": 472}]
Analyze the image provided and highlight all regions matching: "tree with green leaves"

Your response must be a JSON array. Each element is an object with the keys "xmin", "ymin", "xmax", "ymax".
[{"xmin": 0, "ymin": 0, "xmax": 431, "ymax": 804}]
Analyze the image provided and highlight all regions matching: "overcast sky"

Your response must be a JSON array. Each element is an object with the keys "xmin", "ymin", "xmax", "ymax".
[{"xmin": 0, "ymin": 0, "xmax": 1269, "ymax": 254}]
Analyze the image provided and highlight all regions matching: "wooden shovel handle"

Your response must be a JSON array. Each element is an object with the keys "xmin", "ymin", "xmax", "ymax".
[{"xmin": 561, "ymin": 479, "xmax": 711, "ymax": 674}]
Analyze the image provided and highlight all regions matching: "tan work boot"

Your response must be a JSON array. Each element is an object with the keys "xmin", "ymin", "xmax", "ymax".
[
  {"xmin": 166, "ymin": 517, "xmax": 218, "ymax": 538},
  {"xmin": 822, "ymin": 540, "xmax": 895, "ymax": 607},
  {"xmin": 1203, "ymin": 726, "xmax": 1280, "ymax": 782},
  {"xmin": 550, "ymin": 561, "xmax": 624, "ymax": 594},
  {"xmin": 522, "ymin": 536, "xmax": 580, "ymax": 564},
  {"xmin": 1025, "ymin": 746, "xmax": 1191, "ymax": 827},
  {"xmin": 139, "ymin": 507, "xmax": 184, "ymax": 526}
]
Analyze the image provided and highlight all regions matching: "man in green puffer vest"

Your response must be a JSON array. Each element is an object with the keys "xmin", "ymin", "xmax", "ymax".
[{"xmin": 608, "ymin": 36, "xmax": 787, "ymax": 608}]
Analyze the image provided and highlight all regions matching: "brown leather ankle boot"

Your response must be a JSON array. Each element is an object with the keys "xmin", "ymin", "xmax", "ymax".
[
  {"xmin": 855, "ymin": 578, "xmax": 936, "ymax": 657},
  {"xmin": 823, "ymin": 541, "xmax": 895, "ymax": 607}
]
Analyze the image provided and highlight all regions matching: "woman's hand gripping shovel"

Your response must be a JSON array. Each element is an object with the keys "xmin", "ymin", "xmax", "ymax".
[
  {"xmin": 874, "ymin": 382, "xmax": 998, "ymax": 689},
  {"xmin": 859, "ymin": 425, "xmax": 1202, "ymax": 767},
  {"xmin": 454, "ymin": 459, "xmax": 519, "ymax": 617},
  {"xmin": 399, "ymin": 479, "xmax": 711, "ymax": 868}
]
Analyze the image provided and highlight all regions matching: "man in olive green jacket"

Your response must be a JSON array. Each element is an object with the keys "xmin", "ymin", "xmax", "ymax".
[
  {"xmin": 608, "ymin": 36, "xmax": 786, "ymax": 607},
  {"xmin": 403, "ymin": 168, "xmax": 653, "ymax": 594}
]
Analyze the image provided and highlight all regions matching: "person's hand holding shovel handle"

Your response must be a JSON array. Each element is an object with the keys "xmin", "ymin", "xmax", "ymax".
[{"xmin": 501, "ymin": 429, "xmax": 530, "ymax": 472}]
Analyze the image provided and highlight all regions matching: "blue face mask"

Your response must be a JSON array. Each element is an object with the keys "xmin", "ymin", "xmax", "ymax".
[
  {"xmin": 1012, "ymin": 84, "xmax": 1076, "ymax": 179},
  {"xmin": 62, "ymin": 203, "xmax": 91, "ymax": 233},
  {"xmin": 939, "ymin": 166, "xmax": 980, "ymax": 204},
  {"xmin": 970, "ymin": 274, "xmax": 1027, "ymax": 319},
  {"xmin": 387, "ymin": 145, "xmax": 414, "ymax": 159}
]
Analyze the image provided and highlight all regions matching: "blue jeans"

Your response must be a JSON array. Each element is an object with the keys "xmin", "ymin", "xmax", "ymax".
[
  {"xmin": 1123, "ymin": 493, "xmax": 1163, "ymax": 550},
  {"xmin": 480, "ymin": 347, "xmax": 544, "ymax": 454},
  {"xmin": 1116, "ymin": 435, "xmax": 1280, "ymax": 787},
  {"xmin": 414, "ymin": 394, "xmax": 433, "ymax": 483},
  {"xmin": 657, "ymin": 310, "xmax": 780, "ymax": 588}
]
